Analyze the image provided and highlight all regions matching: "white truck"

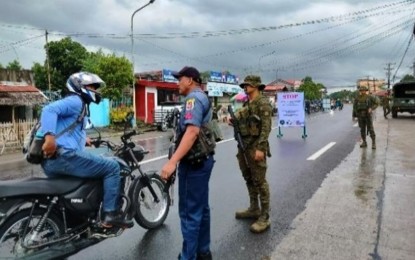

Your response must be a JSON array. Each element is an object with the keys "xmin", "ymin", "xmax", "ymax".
[{"xmin": 153, "ymin": 101, "xmax": 183, "ymax": 131}]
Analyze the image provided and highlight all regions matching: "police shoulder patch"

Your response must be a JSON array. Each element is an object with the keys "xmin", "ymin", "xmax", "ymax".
[{"xmin": 186, "ymin": 98, "xmax": 195, "ymax": 110}]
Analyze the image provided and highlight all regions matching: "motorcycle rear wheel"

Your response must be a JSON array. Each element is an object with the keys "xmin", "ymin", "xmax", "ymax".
[
  {"xmin": 0, "ymin": 208, "xmax": 64, "ymax": 258},
  {"xmin": 133, "ymin": 173, "xmax": 170, "ymax": 229}
]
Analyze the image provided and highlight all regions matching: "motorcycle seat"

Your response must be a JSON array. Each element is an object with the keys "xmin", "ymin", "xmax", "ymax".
[{"xmin": 0, "ymin": 177, "xmax": 86, "ymax": 197}]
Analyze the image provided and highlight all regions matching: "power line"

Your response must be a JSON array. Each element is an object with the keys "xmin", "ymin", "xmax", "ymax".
[{"xmin": 392, "ymin": 30, "xmax": 414, "ymax": 82}]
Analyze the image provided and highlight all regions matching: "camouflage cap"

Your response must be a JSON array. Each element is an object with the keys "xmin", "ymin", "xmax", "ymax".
[
  {"xmin": 359, "ymin": 86, "xmax": 368, "ymax": 91},
  {"xmin": 239, "ymin": 75, "xmax": 266, "ymax": 90}
]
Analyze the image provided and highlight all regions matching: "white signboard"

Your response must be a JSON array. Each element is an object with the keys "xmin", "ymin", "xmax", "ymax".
[
  {"xmin": 277, "ymin": 92, "xmax": 305, "ymax": 127},
  {"xmin": 322, "ymin": 98, "xmax": 331, "ymax": 110},
  {"xmin": 206, "ymin": 82, "xmax": 241, "ymax": 97},
  {"xmin": 208, "ymin": 90, "xmax": 223, "ymax": 97}
]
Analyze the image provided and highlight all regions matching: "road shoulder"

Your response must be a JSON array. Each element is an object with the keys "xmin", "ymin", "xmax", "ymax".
[{"xmin": 271, "ymin": 114, "xmax": 415, "ymax": 259}]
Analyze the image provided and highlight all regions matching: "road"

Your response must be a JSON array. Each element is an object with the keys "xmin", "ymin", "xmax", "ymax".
[
  {"xmin": 0, "ymin": 105, "xmax": 359, "ymax": 259},
  {"xmin": 70, "ymin": 106, "xmax": 358, "ymax": 260}
]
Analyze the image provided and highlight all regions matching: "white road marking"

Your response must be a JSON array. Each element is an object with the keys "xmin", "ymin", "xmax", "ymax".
[
  {"xmin": 141, "ymin": 155, "xmax": 168, "ymax": 165},
  {"xmin": 307, "ymin": 142, "xmax": 336, "ymax": 161}
]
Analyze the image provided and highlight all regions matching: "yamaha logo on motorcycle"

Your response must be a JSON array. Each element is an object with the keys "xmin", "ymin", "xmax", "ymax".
[{"xmin": 0, "ymin": 113, "xmax": 171, "ymax": 259}]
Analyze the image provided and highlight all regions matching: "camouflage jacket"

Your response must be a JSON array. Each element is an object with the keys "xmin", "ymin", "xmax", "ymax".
[
  {"xmin": 353, "ymin": 94, "xmax": 379, "ymax": 117},
  {"xmin": 381, "ymin": 95, "xmax": 391, "ymax": 107},
  {"xmin": 236, "ymin": 94, "xmax": 272, "ymax": 153}
]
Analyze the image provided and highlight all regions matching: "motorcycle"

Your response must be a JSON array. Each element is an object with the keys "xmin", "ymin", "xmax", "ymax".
[{"xmin": 0, "ymin": 114, "xmax": 170, "ymax": 259}]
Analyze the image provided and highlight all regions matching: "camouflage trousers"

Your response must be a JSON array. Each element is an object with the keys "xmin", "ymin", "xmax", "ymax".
[
  {"xmin": 236, "ymin": 148, "xmax": 270, "ymax": 215},
  {"xmin": 383, "ymin": 105, "xmax": 390, "ymax": 117},
  {"xmin": 357, "ymin": 115, "xmax": 375, "ymax": 140}
]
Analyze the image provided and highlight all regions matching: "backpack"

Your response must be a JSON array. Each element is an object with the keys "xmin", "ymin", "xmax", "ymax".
[{"xmin": 23, "ymin": 99, "xmax": 86, "ymax": 164}]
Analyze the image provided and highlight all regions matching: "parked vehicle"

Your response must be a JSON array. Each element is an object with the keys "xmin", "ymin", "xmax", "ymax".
[
  {"xmin": 391, "ymin": 81, "xmax": 415, "ymax": 118},
  {"xmin": 153, "ymin": 101, "xmax": 183, "ymax": 131},
  {"xmin": 0, "ymin": 114, "xmax": 170, "ymax": 259}
]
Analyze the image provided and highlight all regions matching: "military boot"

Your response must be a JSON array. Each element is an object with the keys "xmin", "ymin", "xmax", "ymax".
[
  {"xmin": 236, "ymin": 188, "xmax": 261, "ymax": 219},
  {"xmin": 235, "ymin": 206, "xmax": 261, "ymax": 219},
  {"xmin": 250, "ymin": 214, "xmax": 270, "ymax": 233},
  {"xmin": 360, "ymin": 140, "xmax": 367, "ymax": 148},
  {"xmin": 235, "ymin": 197, "xmax": 260, "ymax": 219}
]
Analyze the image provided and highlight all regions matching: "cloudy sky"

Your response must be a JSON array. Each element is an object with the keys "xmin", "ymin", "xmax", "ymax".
[{"xmin": 0, "ymin": 0, "xmax": 414, "ymax": 88}]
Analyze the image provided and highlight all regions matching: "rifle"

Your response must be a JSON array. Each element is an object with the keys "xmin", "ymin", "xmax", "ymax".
[
  {"xmin": 164, "ymin": 108, "xmax": 181, "ymax": 205},
  {"xmin": 228, "ymin": 105, "xmax": 251, "ymax": 172}
]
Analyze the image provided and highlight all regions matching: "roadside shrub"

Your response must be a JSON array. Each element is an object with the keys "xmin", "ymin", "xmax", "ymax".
[{"xmin": 110, "ymin": 105, "xmax": 133, "ymax": 125}]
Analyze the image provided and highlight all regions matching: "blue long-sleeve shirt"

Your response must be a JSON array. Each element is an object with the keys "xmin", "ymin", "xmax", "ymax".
[{"xmin": 40, "ymin": 95, "xmax": 87, "ymax": 151}]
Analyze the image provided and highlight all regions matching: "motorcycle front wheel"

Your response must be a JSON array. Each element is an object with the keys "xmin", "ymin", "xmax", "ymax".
[
  {"xmin": 0, "ymin": 208, "xmax": 64, "ymax": 258},
  {"xmin": 132, "ymin": 173, "xmax": 170, "ymax": 229}
]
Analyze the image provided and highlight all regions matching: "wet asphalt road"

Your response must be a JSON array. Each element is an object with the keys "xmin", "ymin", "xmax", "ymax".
[{"xmin": 1, "ymin": 105, "xmax": 359, "ymax": 260}]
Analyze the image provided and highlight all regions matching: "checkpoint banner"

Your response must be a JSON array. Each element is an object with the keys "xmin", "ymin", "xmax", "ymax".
[{"xmin": 277, "ymin": 92, "xmax": 305, "ymax": 127}]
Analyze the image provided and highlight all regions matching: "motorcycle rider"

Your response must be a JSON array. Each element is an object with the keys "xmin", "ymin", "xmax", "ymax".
[{"xmin": 40, "ymin": 72, "xmax": 133, "ymax": 228}]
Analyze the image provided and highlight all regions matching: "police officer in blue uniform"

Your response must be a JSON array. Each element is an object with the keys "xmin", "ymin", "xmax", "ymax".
[{"xmin": 161, "ymin": 66, "xmax": 215, "ymax": 260}]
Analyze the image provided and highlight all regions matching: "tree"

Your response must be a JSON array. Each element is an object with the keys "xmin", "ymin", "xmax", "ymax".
[
  {"xmin": 6, "ymin": 59, "xmax": 22, "ymax": 71},
  {"xmin": 400, "ymin": 74, "xmax": 415, "ymax": 82},
  {"xmin": 0, "ymin": 63, "xmax": 3, "ymax": 69},
  {"xmin": 32, "ymin": 62, "xmax": 64, "ymax": 91},
  {"xmin": 32, "ymin": 63, "xmax": 48, "ymax": 90},
  {"xmin": 297, "ymin": 76, "xmax": 324, "ymax": 100},
  {"xmin": 46, "ymin": 37, "xmax": 88, "ymax": 90},
  {"xmin": 329, "ymin": 90, "xmax": 354, "ymax": 101},
  {"xmin": 200, "ymin": 71, "xmax": 210, "ymax": 83},
  {"xmin": 82, "ymin": 50, "xmax": 132, "ymax": 101}
]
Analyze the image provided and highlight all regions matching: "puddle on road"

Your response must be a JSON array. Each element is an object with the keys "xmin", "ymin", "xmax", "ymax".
[{"xmin": 353, "ymin": 149, "xmax": 376, "ymax": 202}]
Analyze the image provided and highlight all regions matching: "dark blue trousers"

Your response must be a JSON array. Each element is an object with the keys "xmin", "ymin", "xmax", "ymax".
[{"xmin": 178, "ymin": 155, "xmax": 214, "ymax": 260}]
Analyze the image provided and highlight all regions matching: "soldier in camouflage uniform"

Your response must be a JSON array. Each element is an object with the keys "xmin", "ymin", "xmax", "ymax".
[
  {"xmin": 381, "ymin": 89, "xmax": 391, "ymax": 118},
  {"xmin": 353, "ymin": 86, "xmax": 379, "ymax": 149},
  {"xmin": 233, "ymin": 75, "xmax": 272, "ymax": 233}
]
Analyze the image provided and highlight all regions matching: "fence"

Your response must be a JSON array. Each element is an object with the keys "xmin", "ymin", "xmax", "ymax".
[{"xmin": 0, "ymin": 119, "xmax": 37, "ymax": 154}]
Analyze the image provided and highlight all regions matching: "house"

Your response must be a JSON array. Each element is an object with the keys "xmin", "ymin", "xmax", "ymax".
[
  {"xmin": 356, "ymin": 78, "xmax": 385, "ymax": 94},
  {"xmin": 263, "ymin": 78, "xmax": 302, "ymax": 104},
  {"xmin": 0, "ymin": 69, "xmax": 47, "ymax": 123},
  {"xmin": 0, "ymin": 82, "xmax": 47, "ymax": 123}
]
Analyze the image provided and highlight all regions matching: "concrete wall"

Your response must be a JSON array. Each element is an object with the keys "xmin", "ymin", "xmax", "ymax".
[{"xmin": 0, "ymin": 69, "xmax": 35, "ymax": 85}]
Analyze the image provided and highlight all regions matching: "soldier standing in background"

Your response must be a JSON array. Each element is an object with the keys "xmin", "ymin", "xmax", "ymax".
[
  {"xmin": 381, "ymin": 89, "xmax": 391, "ymax": 118},
  {"xmin": 231, "ymin": 75, "xmax": 272, "ymax": 233},
  {"xmin": 353, "ymin": 86, "xmax": 379, "ymax": 149}
]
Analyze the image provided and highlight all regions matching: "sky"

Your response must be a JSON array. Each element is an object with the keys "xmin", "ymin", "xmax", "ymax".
[{"xmin": 0, "ymin": 0, "xmax": 414, "ymax": 88}]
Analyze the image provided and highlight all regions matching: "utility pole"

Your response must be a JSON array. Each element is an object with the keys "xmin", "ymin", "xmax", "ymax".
[
  {"xmin": 45, "ymin": 30, "xmax": 51, "ymax": 92},
  {"xmin": 365, "ymin": 75, "xmax": 370, "ymax": 90},
  {"xmin": 131, "ymin": 0, "xmax": 155, "ymax": 124},
  {"xmin": 384, "ymin": 63, "xmax": 395, "ymax": 89}
]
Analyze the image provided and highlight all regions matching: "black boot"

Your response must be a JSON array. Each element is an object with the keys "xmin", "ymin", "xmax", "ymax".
[
  {"xmin": 102, "ymin": 211, "xmax": 134, "ymax": 228},
  {"xmin": 197, "ymin": 251, "xmax": 212, "ymax": 260}
]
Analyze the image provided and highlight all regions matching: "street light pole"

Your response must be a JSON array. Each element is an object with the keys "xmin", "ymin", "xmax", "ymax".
[{"xmin": 131, "ymin": 0, "xmax": 155, "ymax": 126}]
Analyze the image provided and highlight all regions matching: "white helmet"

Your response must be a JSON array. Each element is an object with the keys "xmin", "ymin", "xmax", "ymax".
[{"xmin": 66, "ymin": 72, "xmax": 105, "ymax": 104}]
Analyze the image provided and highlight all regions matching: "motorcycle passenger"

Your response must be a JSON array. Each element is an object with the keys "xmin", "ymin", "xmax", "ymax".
[{"xmin": 40, "ymin": 72, "xmax": 133, "ymax": 229}]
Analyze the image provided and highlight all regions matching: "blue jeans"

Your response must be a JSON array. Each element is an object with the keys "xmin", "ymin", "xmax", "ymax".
[
  {"xmin": 41, "ymin": 148, "xmax": 121, "ymax": 212},
  {"xmin": 178, "ymin": 155, "xmax": 215, "ymax": 260}
]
